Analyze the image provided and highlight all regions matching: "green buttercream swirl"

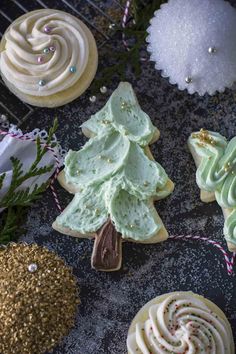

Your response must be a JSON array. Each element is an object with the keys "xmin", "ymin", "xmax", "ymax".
[
  {"xmin": 81, "ymin": 82, "xmax": 158, "ymax": 146},
  {"xmin": 56, "ymin": 82, "xmax": 172, "ymax": 241},
  {"xmin": 60, "ymin": 131, "xmax": 170, "ymax": 241},
  {"xmin": 56, "ymin": 183, "xmax": 108, "ymax": 234},
  {"xmin": 56, "ymin": 181, "xmax": 163, "ymax": 240},
  {"xmin": 64, "ymin": 132, "xmax": 130, "ymax": 188},
  {"xmin": 108, "ymin": 188, "xmax": 162, "ymax": 240},
  {"xmin": 188, "ymin": 131, "xmax": 236, "ymax": 245},
  {"xmin": 224, "ymin": 209, "xmax": 236, "ymax": 242}
]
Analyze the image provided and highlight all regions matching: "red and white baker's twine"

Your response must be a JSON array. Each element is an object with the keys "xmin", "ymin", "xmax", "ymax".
[
  {"xmin": 0, "ymin": 130, "xmax": 62, "ymax": 212},
  {"xmin": 169, "ymin": 235, "xmax": 235, "ymax": 275},
  {"xmin": 122, "ymin": 0, "xmax": 148, "ymax": 61},
  {"xmin": 1, "ymin": 130, "xmax": 235, "ymax": 274},
  {"xmin": 122, "ymin": 0, "xmax": 132, "ymax": 50}
]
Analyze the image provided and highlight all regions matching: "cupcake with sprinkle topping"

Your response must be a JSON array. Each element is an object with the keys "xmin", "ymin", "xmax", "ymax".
[
  {"xmin": 127, "ymin": 291, "xmax": 234, "ymax": 354},
  {"xmin": 0, "ymin": 9, "xmax": 98, "ymax": 107}
]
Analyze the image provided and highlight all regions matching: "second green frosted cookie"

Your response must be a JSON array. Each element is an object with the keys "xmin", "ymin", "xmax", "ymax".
[{"xmin": 188, "ymin": 128, "xmax": 236, "ymax": 252}]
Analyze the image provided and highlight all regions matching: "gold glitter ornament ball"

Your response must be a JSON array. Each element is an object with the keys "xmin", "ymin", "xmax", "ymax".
[{"xmin": 0, "ymin": 243, "xmax": 80, "ymax": 354}]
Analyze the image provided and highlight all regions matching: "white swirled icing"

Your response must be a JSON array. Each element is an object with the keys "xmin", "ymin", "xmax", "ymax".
[
  {"xmin": 127, "ymin": 293, "xmax": 234, "ymax": 354},
  {"xmin": 0, "ymin": 9, "xmax": 89, "ymax": 96}
]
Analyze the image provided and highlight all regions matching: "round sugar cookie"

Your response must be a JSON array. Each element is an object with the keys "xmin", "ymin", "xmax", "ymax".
[
  {"xmin": 0, "ymin": 9, "xmax": 98, "ymax": 108},
  {"xmin": 127, "ymin": 291, "xmax": 235, "ymax": 354}
]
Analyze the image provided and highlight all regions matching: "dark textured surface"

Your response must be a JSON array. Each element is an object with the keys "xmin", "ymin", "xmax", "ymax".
[{"xmin": 1, "ymin": 1, "xmax": 236, "ymax": 353}]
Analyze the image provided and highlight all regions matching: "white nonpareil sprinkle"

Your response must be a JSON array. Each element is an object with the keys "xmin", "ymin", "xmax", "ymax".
[{"xmin": 28, "ymin": 263, "xmax": 38, "ymax": 273}]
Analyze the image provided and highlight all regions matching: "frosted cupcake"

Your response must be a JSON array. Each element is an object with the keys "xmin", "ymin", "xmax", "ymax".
[
  {"xmin": 0, "ymin": 9, "xmax": 98, "ymax": 107},
  {"xmin": 127, "ymin": 291, "xmax": 235, "ymax": 354}
]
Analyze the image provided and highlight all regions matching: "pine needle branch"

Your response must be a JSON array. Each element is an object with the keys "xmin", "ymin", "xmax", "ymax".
[
  {"xmin": 0, "ymin": 118, "xmax": 58, "ymax": 208},
  {"xmin": 91, "ymin": 31, "xmax": 146, "ymax": 93},
  {"xmin": 91, "ymin": 1, "xmax": 167, "ymax": 93},
  {"xmin": 0, "ymin": 174, "xmax": 5, "ymax": 190},
  {"xmin": 0, "ymin": 206, "xmax": 26, "ymax": 244},
  {"xmin": 0, "ymin": 119, "xmax": 58, "ymax": 243}
]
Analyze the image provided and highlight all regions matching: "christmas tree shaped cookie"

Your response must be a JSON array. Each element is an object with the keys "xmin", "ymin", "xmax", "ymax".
[
  {"xmin": 53, "ymin": 82, "xmax": 174, "ymax": 271},
  {"xmin": 188, "ymin": 129, "xmax": 236, "ymax": 252}
]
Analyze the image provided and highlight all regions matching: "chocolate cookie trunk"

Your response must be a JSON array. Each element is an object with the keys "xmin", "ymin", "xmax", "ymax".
[{"xmin": 91, "ymin": 219, "xmax": 122, "ymax": 271}]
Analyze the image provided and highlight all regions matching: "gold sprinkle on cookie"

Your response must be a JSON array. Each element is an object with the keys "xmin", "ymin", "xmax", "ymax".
[
  {"xmin": 101, "ymin": 119, "xmax": 111, "ymax": 125},
  {"xmin": 193, "ymin": 128, "xmax": 215, "ymax": 146},
  {"xmin": 120, "ymin": 100, "xmax": 132, "ymax": 112}
]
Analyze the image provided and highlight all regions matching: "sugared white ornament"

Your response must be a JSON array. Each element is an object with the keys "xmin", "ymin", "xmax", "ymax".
[{"xmin": 147, "ymin": 0, "xmax": 236, "ymax": 95}]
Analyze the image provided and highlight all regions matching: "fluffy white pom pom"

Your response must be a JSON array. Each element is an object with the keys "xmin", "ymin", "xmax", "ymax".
[{"xmin": 147, "ymin": 0, "xmax": 236, "ymax": 95}]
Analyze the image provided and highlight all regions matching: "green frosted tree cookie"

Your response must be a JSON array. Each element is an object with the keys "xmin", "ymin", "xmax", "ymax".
[
  {"xmin": 188, "ymin": 129, "xmax": 236, "ymax": 252},
  {"xmin": 53, "ymin": 82, "xmax": 174, "ymax": 271}
]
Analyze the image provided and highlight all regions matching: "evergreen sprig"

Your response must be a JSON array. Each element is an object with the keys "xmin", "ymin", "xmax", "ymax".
[
  {"xmin": 0, "ymin": 118, "xmax": 58, "ymax": 244},
  {"xmin": 91, "ymin": 0, "xmax": 167, "ymax": 93},
  {"xmin": 91, "ymin": 30, "xmax": 145, "ymax": 92},
  {"xmin": 0, "ymin": 207, "xmax": 26, "ymax": 244},
  {"xmin": 132, "ymin": 0, "xmax": 167, "ymax": 30}
]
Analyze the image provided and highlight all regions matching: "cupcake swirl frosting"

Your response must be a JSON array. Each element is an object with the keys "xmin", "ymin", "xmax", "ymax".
[
  {"xmin": 0, "ymin": 10, "xmax": 89, "ymax": 96},
  {"xmin": 127, "ymin": 293, "xmax": 234, "ymax": 354}
]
